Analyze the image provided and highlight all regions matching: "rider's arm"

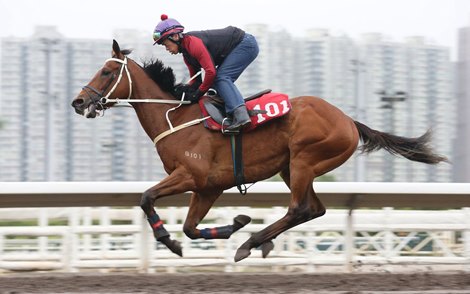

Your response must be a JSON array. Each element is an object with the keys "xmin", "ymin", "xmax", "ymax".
[
  {"xmin": 183, "ymin": 58, "xmax": 198, "ymax": 83},
  {"xmin": 184, "ymin": 36, "xmax": 216, "ymax": 93}
]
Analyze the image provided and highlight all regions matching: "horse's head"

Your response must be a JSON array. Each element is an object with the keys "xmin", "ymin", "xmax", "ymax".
[{"xmin": 71, "ymin": 40, "xmax": 132, "ymax": 118}]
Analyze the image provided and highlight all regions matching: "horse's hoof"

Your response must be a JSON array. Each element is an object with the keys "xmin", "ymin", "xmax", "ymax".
[
  {"xmin": 261, "ymin": 241, "xmax": 274, "ymax": 258},
  {"xmin": 161, "ymin": 237, "xmax": 183, "ymax": 257},
  {"xmin": 169, "ymin": 239, "xmax": 183, "ymax": 257},
  {"xmin": 233, "ymin": 214, "xmax": 251, "ymax": 232},
  {"xmin": 234, "ymin": 248, "xmax": 251, "ymax": 262}
]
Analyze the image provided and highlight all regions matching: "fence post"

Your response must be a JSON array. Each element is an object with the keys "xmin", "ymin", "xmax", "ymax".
[
  {"xmin": 345, "ymin": 195, "xmax": 357, "ymax": 272},
  {"xmin": 38, "ymin": 209, "xmax": 48, "ymax": 259},
  {"xmin": 0, "ymin": 233, "xmax": 4, "ymax": 269},
  {"xmin": 464, "ymin": 207, "xmax": 470, "ymax": 272},
  {"xmin": 306, "ymin": 230, "xmax": 316, "ymax": 273},
  {"xmin": 99, "ymin": 207, "xmax": 110, "ymax": 266},
  {"xmin": 224, "ymin": 207, "xmax": 234, "ymax": 273},
  {"xmin": 64, "ymin": 208, "xmax": 79, "ymax": 272},
  {"xmin": 383, "ymin": 207, "xmax": 394, "ymax": 271},
  {"xmin": 137, "ymin": 207, "xmax": 150, "ymax": 273},
  {"xmin": 166, "ymin": 207, "xmax": 177, "ymax": 273},
  {"xmin": 345, "ymin": 208, "xmax": 355, "ymax": 272},
  {"xmin": 82, "ymin": 208, "xmax": 92, "ymax": 253}
]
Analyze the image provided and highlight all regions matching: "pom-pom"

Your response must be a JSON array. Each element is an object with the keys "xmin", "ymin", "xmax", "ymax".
[{"xmin": 161, "ymin": 14, "xmax": 168, "ymax": 21}]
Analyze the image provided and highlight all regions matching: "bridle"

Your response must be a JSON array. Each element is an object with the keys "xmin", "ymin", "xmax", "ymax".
[
  {"xmin": 81, "ymin": 55, "xmax": 208, "ymax": 144},
  {"xmin": 82, "ymin": 57, "xmax": 133, "ymax": 112},
  {"xmin": 82, "ymin": 56, "xmax": 190, "ymax": 113}
]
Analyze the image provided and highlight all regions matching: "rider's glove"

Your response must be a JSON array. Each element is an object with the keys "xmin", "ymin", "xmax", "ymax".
[
  {"xmin": 174, "ymin": 84, "xmax": 203, "ymax": 103},
  {"xmin": 184, "ymin": 88, "xmax": 203, "ymax": 103}
]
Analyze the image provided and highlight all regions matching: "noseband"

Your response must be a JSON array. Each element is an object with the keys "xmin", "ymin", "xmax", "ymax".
[{"xmin": 82, "ymin": 57, "xmax": 132, "ymax": 111}]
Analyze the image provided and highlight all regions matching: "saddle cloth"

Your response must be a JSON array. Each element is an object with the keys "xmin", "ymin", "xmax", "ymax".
[{"xmin": 198, "ymin": 90, "xmax": 291, "ymax": 132}]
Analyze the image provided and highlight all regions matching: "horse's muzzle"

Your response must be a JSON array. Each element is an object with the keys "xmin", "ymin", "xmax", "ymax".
[
  {"xmin": 71, "ymin": 96, "xmax": 97, "ymax": 118},
  {"xmin": 71, "ymin": 97, "xmax": 86, "ymax": 115}
]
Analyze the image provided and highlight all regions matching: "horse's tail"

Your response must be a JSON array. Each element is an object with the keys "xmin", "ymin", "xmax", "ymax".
[{"xmin": 353, "ymin": 121, "xmax": 448, "ymax": 164}]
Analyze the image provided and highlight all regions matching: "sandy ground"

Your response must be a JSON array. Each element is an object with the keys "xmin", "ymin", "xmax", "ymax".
[{"xmin": 0, "ymin": 272, "xmax": 469, "ymax": 293}]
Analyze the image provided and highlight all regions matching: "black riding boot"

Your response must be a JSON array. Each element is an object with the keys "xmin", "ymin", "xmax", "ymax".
[{"xmin": 226, "ymin": 105, "xmax": 251, "ymax": 131}]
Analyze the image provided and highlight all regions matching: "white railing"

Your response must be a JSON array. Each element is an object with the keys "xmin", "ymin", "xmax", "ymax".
[
  {"xmin": 2, "ymin": 181, "xmax": 470, "ymax": 208},
  {"xmin": 1, "ymin": 182, "xmax": 470, "ymax": 273},
  {"xmin": 1, "ymin": 206, "xmax": 469, "ymax": 273}
]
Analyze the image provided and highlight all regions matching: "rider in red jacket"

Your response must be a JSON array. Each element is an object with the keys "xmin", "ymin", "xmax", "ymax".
[{"xmin": 153, "ymin": 14, "xmax": 259, "ymax": 132}]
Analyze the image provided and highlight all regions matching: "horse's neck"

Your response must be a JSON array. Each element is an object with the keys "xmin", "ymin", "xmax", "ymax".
[{"xmin": 128, "ymin": 69, "xmax": 177, "ymax": 142}]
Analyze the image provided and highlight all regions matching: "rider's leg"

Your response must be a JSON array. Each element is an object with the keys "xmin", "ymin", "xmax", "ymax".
[{"xmin": 214, "ymin": 34, "xmax": 259, "ymax": 131}]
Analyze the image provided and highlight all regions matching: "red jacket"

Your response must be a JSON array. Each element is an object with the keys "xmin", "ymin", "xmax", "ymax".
[{"xmin": 180, "ymin": 26, "xmax": 245, "ymax": 92}]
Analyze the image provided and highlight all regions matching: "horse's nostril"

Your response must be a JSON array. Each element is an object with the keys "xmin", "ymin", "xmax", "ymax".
[{"xmin": 72, "ymin": 98, "xmax": 84, "ymax": 108}]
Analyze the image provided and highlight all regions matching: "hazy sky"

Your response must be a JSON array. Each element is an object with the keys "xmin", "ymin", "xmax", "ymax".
[{"xmin": 1, "ymin": 0, "xmax": 470, "ymax": 59}]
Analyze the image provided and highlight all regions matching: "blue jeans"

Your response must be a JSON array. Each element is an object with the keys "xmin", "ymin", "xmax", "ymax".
[{"xmin": 213, "ymin": 34, "xmax": 259, "ymax": 113}]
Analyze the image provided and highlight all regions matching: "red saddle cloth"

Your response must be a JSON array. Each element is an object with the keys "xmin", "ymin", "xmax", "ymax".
[{"xmin": 199, "ymin": 92, "xmax": 291, "ymax": 132}]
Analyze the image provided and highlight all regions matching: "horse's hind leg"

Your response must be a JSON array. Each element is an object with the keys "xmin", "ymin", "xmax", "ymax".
[
  {"xmin": 235, "ymin": 167, "xmax": 325, "ymax": 262},
  {"xmin": 183, "ymin": 191, "xmax": 251, "ymax": 240},
  {"xmin": 257, "ymin": 167, "xmax": 290, "ymax": 257},
  {"xmin": 280, "ymin": 167, "xmax": 290, "ymax": 187}
]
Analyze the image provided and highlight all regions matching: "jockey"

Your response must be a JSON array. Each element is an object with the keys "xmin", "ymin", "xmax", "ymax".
[{"xmin": 153, "ymin": 14, "xmax": 259, "ymax": 132}]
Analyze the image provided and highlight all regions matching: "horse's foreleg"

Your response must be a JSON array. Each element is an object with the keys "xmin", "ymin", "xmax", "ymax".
[
  {"xmin": 145, "ymin": 209, "xmax": 182, "ymax": 256},
  {"xmin": 183, "ymin": 191, "xmax": 251, "ymax": 240},
  {"xmin": 140, "ymin": 169, "xmax": 195, "ymax": 257}
]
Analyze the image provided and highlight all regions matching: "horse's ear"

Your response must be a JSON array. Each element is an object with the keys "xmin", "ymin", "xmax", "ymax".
[{"xmin": 112, "ymin": 39, "xmax": 123, "ymax": 58}]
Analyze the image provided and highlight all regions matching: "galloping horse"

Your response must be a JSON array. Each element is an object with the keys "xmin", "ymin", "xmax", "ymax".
[{"xmin": 71, "ymin": 40, "xmax": 447, "ymax": 262}]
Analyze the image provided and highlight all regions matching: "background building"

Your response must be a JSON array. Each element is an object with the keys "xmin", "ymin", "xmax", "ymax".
[
  {"xmin": 352, "ymin": 34, "xmax": 454, "ymax": 182},
  {"xmin": 454, "ymin": 25, "xmax": 470, "ymax": 182},
  {"xmin": 0, "ymin": 27, "xmax": 169, "ymax": 181},
  {"xmin": 0, "ymin": 25, "xmax": 455, "ymax": 182}
]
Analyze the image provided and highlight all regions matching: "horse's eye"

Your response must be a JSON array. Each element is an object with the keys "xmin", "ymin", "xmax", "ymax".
[{"xmin": 102, "ymin": 70, "xmax": 111, "ymax": 76}]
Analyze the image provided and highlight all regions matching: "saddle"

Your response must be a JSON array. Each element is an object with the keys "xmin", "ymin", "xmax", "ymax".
[{"xmin": 198, "ymin": 89, "xmax": 291, "ymax": 133}]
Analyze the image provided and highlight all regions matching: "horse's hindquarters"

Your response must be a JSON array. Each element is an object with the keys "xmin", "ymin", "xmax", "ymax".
[{"xmin": 287, "ymin": 97, "xmax": 359, "ymax": 177}]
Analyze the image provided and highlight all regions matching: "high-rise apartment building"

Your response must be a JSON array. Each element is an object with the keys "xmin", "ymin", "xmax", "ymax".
[
  {"xmin": 0, "ymin": 25, "xmax": 455, "ymax": 182},
  {"xmin": 291, "ymin": 31, "xmax": 453, "ymax": 182},
  {"xmin": 0, "ymin": 26, "xmax": 168, "ymax": 181},
  {"xmin": 454, "ymin": 25, "xmax": 470, "ymax": 182},
  {"xmin": 357, "ymin": 34, "xmax": 453, "ymax": 182}
]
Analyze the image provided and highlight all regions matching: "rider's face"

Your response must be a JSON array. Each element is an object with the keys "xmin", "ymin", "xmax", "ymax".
[{"xmin": 162, "ymin": 35, "xmax": 179, "ymax": 55}]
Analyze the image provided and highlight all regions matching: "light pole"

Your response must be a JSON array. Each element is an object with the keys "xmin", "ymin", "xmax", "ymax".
[
  {"xmin": 378, "ymin": 90, "xmax": 407, "ymax": 182},
  {"xmin": 351, "ymin": 59, "xmax": 366, "ymax": 182},
  {"xmin": 40, "ymin": 38, "xmax": 59, "ymax": 181},
  {"xmin": 347, "ymin": 58, "xmax": 367, "ymax": 273}
]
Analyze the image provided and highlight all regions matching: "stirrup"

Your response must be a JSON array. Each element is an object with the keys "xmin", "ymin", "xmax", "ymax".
[
  {"xmin": 222, "ymin": 127, "xmax": 241, "ymax": 135},
  {"xmin": 221, "ymin": 117, "xmax": 240, "ymax": 135}
]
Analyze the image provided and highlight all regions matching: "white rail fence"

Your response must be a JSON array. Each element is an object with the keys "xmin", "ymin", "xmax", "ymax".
[
  {"xmin": 1, "ymin": 206, "xmax": 469, "ymax": 273},
  {"xmin": 1, "ymin": 182, "xmax": 470, "ymax": 273}
]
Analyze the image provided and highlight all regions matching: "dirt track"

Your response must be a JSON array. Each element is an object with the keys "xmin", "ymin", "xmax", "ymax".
[{"xmin": 0, "ymin": 272, "xmax": 469, "ymax": 293}]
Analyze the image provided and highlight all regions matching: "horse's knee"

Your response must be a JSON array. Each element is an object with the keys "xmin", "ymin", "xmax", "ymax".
[
  {"xmin": 182, "ymin": 224, "xmax": 198, "ymax": 240},
  {"xmin": 140, "ymin": 193, "xmax": 153, "ymax": 213}
]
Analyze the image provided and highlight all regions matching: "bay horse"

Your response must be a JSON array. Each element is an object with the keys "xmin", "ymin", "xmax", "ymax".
[{"xmin": 71, "ymin": 40, "xmax": 447, "ymax": 262}]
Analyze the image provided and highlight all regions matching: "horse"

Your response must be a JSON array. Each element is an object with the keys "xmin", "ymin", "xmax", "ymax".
[{"xmin": 71, "ymin": 40, "xmax": 447, "ymax": 262}]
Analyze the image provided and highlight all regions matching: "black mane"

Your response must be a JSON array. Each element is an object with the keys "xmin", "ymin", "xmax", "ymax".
[{"xmin": 142, "ymin": 59, "xmax": 176, "ymax": 94}]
